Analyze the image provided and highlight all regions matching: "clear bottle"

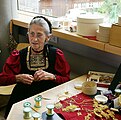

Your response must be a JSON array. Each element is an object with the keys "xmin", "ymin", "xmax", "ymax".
[{"xmin": 110, "ymin": 2, "xmax": 118, "ymax": 24}]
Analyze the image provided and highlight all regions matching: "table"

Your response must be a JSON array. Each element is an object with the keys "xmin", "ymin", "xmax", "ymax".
[{"xmin": 6, "ymin": 75, "xmax": 107, "ymax": 120}]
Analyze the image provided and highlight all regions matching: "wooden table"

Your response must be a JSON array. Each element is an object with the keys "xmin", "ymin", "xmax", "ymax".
[{"xmin": 6, "ymin": 75, "xmax": 107, "ymax": 120}]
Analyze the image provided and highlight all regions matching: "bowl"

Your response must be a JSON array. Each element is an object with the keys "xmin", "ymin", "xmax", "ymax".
[
  {"xmin": 82, "ymin": 81, "xmax": 97, "ymax": 95},
  {"xmin": 95, "ymin": 95, "xmax": 108, "ymax": 104}
]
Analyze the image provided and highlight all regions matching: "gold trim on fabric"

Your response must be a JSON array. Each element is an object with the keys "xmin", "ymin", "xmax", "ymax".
[{"xmin": 26, "ymin": 46, "xmax": 49, "ymax": 71}]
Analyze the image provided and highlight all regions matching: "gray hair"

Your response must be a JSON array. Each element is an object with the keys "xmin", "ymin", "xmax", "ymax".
[{"xmin": 28, "ymin": 17, "xmax": 51, "ymax": 35}]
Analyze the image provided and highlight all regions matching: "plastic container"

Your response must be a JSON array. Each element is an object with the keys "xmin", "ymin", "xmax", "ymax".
[
  {"xmin": 82, "ymin": 81, "xmax": 97, "ymax": 95},
  {"xmin": 77, "ymin": 14, "xmax": 103, "ymax": 36},
  {"xmin": 96, "ymin": 23, "xmax": 111, "ymax": 43}
]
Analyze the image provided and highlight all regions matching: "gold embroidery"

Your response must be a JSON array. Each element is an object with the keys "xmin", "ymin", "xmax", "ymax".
[
  {"xmin": 62, "ymin": 104, "xmax": 78, "ymax": 112},
  {"xmin": 93, "ymin": 99, "xmax": 117, "ymax": 119},
  {"xmin": 26, "ymin": 46, "xmax": 49, "ymax": 71}
]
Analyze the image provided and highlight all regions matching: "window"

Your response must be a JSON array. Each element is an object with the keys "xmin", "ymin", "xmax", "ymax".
[
  {"xmin": 18, "ymin": 0, "xmax": 104, "ymax": 17},
  {"xmin": 18, "ymin": 0, "xmax": 121, "ymax": 23}
]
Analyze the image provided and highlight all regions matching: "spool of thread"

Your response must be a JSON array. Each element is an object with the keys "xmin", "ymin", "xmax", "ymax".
[
  {"xmin": 46, "ymin": 104, "xmax": 54, "ymax": 116},
  {"xmin": 115, "ymin": 89, "xmax": 121, "ymax": 97},
  {"xmin": 23, "ymin": 107, "xmax": 32, "ymax": 119},
  {"xmin": 34, "ymin": 96, "xmax": 42, "ymax": 108},
  {"xmin": 23, "ymin": 102, "xmax": 31, "ymax": 108},
  {"xmin": 32, "ymin": 112, "xmax": 41, "ymax": 120}
]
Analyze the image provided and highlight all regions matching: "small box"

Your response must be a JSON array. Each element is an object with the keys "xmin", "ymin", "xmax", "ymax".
[
  {"xmin": 109, "ymin": 24, "xmax": 121, "ymax": 47},
  {"xmin": 87, "ymin": 71, "xmax": 115, "ymax": 87}
]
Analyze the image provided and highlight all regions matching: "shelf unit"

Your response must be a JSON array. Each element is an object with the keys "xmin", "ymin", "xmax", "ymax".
[
  {"xmin": 12, "ymin": 19, "xmax": 121, "ymax": 56},
  {"xmin": 52, "ymin": 29, "xmax": 105, "ymax": 51}
]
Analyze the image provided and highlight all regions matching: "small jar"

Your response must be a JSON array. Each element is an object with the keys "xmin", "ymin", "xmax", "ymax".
[
  {"xmin": 23, "ymin": 107, "xmax": 32, "ymax": 119},
  {"xmin": 34, "ymin": 96, "xmax": 42, "ymax": 108},
  {"xmin": 114, "ymin": 89, "xmax": 121, "ymax": 97}
]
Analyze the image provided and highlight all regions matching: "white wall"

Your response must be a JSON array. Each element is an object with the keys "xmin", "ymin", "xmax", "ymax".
[
  {"xmin": 0, "ymin": 0, "xmax": 12, "ymax": 71},
  {"xmin": 0, "ymin": 0, "xmax": 17, "ymax": 72}
]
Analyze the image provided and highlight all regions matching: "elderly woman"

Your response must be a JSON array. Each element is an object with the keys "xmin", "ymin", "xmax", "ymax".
[{"xmin": 0, "ymin": 16, "xmax": 70, "ymax": 118}]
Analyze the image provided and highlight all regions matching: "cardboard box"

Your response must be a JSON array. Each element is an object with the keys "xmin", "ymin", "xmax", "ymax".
[
  {"xmin": 109, "ymin": 24, "xmax": 121, "ymax": 47},
  {"xmin": 87, "ymin": 71, "xmax": 115, "ymax": 87}
]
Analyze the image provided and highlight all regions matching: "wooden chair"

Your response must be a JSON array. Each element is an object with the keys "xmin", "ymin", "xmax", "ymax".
[
  {"xmin": 16, "ymin": 43, "xmax": 29, "ymax": 51},
  {"xmin": 0, "ymin": 84, "xmax": 16, "ymax": 108}
]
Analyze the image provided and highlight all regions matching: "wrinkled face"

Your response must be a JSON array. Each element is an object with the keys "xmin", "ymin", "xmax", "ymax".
[{"xmin": 28, "ymin": 24, "xmax": 49, "ymax": 52}]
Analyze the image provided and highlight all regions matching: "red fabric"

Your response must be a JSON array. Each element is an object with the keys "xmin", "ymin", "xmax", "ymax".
[
  {"xmin": 97, "ymin": 83, "xmax": 109, "ymax": 88},
  {"xmin": 54, "ymin": 93, "xmax": 121, "ymax": 120},
  {"xmin": 55, "ymin": 49, "xmax": 70, "ymax": 84},
  {"xmin": 0, "ymin": 50, "xmax": 20, "ymax": 85},
  {"xmin": 0, "ymin": 48, "xmax": 70, "ymax": 86},
  {"xmin": 83, "ymin": 36, "xmax": 97, "ymax": 41}
]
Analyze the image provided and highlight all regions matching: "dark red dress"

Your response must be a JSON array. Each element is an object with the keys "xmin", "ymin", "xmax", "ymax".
[{"xmin": 1, "ymin": 44, "xmax": 70, "ymax": 118}]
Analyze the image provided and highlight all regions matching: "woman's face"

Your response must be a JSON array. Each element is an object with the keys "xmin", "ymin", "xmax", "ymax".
[{"xmin": 28, "ymin": 24, "xmax": 49, "ymax": 52}]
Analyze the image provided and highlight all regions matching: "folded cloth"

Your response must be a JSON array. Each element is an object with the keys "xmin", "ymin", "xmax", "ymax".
[
  {"xmin": 83, "ymin": 36, "xmax": 97, "ymax": 41},
  {"xmin": 54, "ymin": 93, "xmax": 121, "ymax": 120},
  {"xmin": 97, "ymin": 83, "xmax": 109, "ymax": 88}
]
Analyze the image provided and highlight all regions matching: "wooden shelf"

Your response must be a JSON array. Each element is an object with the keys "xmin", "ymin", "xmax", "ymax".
[
  {"xmin": 11, "ymin": 19, "xmax": 121, "ymax": 56},
  {"xmin": 12, "ymin": 19, "xmax": 29, "ymax": 28},
  {"xmin": 105, "ymin": 44, "xmax": 121, "ymax": 56},
  {"xmin": 52, "ymin": 29, "xmax": 105, "ymax": 51}
]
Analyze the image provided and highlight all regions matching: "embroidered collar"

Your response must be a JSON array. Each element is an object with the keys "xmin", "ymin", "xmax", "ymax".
[{"xmin": 26, "ymin": 46, "xmax": 49, "ymax": 71}]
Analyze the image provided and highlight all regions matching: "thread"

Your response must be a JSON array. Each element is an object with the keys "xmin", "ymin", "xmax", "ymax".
[
  {"xmin": 23, "ymin": 107, "xmax": 32, "ymax": 119},
  {"xmin": 23, "ymin": 102, "xmax": 31, "ymax": 107},
  {"xmin": 32, "ymin": 112, "xmax": 41, "ymax": 120},
  {"xmin": 115, "ymin": 89, "xmax": 121, "ymax": 97},
  {"xmin": 34, "ymin": 96, "xmax": 42, "ymax": 108},
  {"xmin": 46, "ymin": 104, "xmax": 54, "ymax": 116}
]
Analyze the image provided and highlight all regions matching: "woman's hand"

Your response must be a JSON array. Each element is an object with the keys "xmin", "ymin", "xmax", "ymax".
[
  {"xmin": 15, "ymin": 74, "xmax": 34, "ymax": 84},
  {"xmin": 34, "ymin": 69, "xmax": 55, "ymax": 81}
]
